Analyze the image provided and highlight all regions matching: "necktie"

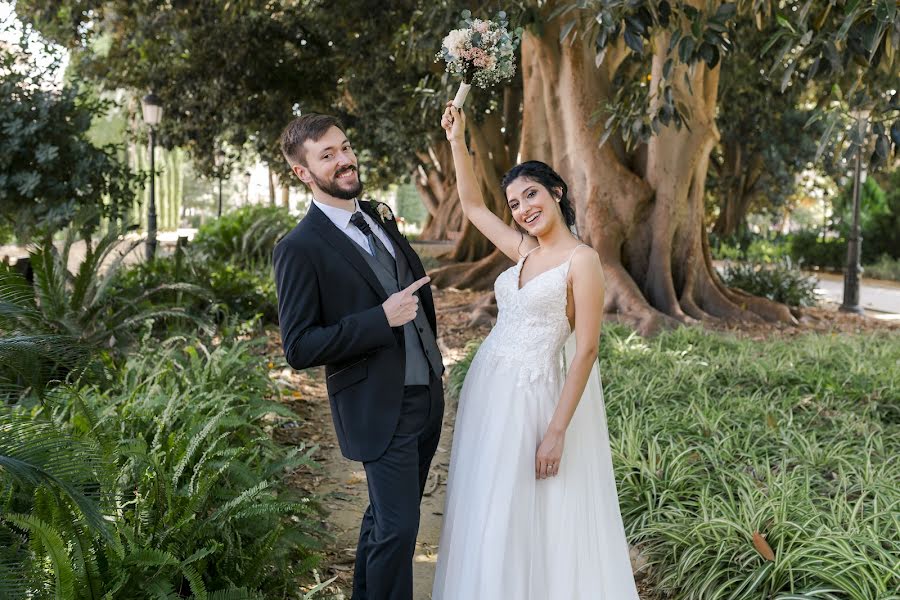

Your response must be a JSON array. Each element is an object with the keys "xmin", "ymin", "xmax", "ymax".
[{"xmin": 350, "ymin": 212, "xmax": 396, "ymax": 274}]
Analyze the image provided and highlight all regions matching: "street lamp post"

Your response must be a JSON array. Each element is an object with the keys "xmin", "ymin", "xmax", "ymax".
[
  {"xmin": 839, "ymin": 108, "xmax": 870, "ymax": 315},
  {"xmin": 141, "ymin": 92, "xmax": 163, "ymax": 261},
  {"xmin": 215, "ymin": 148, "xmax": 225, "ymax": 218}
]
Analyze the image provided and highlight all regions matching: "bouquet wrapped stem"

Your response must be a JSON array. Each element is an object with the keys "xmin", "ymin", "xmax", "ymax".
[{"xmin": 452, "ymin": 76, "xmax": 473, "ymax": 108}]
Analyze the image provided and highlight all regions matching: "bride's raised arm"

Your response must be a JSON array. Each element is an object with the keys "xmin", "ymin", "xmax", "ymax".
[{"xmin": 441, "ymin": 103, "xmax": 537, "ymax": 262}]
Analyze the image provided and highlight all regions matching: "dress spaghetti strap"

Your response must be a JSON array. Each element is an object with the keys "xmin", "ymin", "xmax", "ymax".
[{"xmin": 565, "ymin": 243, "xmax": 589, "ymax": 270}]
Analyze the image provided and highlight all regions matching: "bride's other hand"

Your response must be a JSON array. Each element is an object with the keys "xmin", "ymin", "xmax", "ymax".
[
  {"xmin": 441, "ymin": 101, "xmax": 465, "ymax": 142},
  {"xmin": 535, "ymin": 428, "xmax": 565, "ymax": 479}
]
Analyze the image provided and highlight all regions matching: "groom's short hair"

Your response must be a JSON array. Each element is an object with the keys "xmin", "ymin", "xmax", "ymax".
[{"xmin": 280, "ymin": 113, "xmax": 345, "ymax": 167}]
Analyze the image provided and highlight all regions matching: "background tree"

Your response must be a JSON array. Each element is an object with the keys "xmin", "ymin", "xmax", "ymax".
[
  {"xmin": 333, "ymin": 4, "xmax": 525, "ymax": 287},
  {"xmin": 0, "ymin": 37, "xmax": 138, "ymax": 242},
  {"xmin": 709, "ymin": 18, "xmax": 837, "ymax": 237},
  {"xmin": 19, "ymin": 0, "xmax": 340, "ymax": 183},
  {"xmin": 20, "ymin": 0, "xmax": 899, "ymax": 334},
  {"xmin": 500, "ymin": 0, "xmax": 899, "ymax": 332}
]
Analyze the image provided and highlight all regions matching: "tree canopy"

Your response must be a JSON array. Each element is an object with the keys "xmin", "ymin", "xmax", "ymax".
[{"xmin": 0, "ymin": 34, "xmax": 138, "ymax": 240}]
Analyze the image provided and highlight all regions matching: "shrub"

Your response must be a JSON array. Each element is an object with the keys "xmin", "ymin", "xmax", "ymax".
[
  {"xmin": 0, "ymin": 228, "xmax": 210, "ymax": 400},
  {"xmin": 835, "ymin": 174, "xmax": 900, "ymax": 263},
  {"xmin": 787, "ymin": 229, "xmax": 846, "ymax": 270},
  {"xmin": 710, "ymin": 232, "xmax": 790, "ymax": 264},
  {"xmin": 860, "ymin": 170, "xmax": 900, "ymax": 263},
  {"xmin": 864, "ymin": 254, "xmax": 900, "ymax": 282},
  {"xmin": 192, "ymin": 206, "xmax": 296, "ymax": 268},
  {"xmin": 1, "ymin": 337, "xmax": 327, "ymax": 598},
  {"xmin": 112, "ymin": 256, "xmax": 278, "ymax": 325},
  {"xmin": 720, "ymin": 259, "xmax": 819, "ymax": 307}
]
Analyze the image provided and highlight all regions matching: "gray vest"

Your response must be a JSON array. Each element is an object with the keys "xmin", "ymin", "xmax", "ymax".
[{"xmin": 350, "ymin": 235, "xmax": 443, "ymax": 385}]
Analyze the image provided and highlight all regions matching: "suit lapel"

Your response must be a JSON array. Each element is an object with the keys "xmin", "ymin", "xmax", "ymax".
[{"xmin": 307, "ymin": 203, "xmax": 388, "ymax": 302}]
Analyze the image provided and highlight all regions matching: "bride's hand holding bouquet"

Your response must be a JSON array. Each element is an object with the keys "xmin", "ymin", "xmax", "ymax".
[{"xmin": 440, "ymin": 100, "xmax": 466, "ymax": 144}]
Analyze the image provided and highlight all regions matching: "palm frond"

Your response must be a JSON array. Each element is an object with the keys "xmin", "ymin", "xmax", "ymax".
[
  {"xmin": 2, "ymin": 513, "xmax": 76, "ymax": 598},
  {"xmin": 0, "ymin": 413, "xmax": 111, "ymax": 539},
  {"xmin": 0, "ymin": 334, "xmax": 95, "ymax": 399}
]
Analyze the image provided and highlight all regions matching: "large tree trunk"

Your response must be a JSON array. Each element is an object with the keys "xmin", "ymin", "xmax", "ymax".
[
  {"xmin": 515, "ymin": 5, "xmax": 795, "ymax": 334},
  {"xmin": 418, "ymin": 88, "xmax": 522, "ymax": 289},
  {"xmin": 268, "ymin": 166, "xmax": 276, "ymax": 207},
  {"xmin": 417, "ymin": 141, "xmax": 462, "ymax": 240},
  {"xmin": 419, "ymin": 4, "xmax": 796, "ymax": 334},
  {"xmin": 711, "ymin": 141, "xmax": 765, "ymax": 236}
]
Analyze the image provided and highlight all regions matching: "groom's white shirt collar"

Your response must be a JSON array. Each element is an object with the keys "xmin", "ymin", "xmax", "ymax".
[
  {"xmin": 313, "ymin": 197, "xmax": 359, "ymax": 231},
  {"xmin": 313, "ymin": 197, "xmax": 396, "ymax": 258}
]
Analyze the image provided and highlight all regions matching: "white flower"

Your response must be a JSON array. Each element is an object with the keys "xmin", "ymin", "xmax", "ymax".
[
  {"xmin": 376, "ymin": 203, "xmax": 394, "ymax": 222},
  {"xmin": 442, "ymin": 29, "xmax": 470, "ymax": 57}
]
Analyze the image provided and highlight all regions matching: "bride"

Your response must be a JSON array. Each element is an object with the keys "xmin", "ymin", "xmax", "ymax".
[{"xmin": 432, "ymin": 103, "xmax": 641, "ymax": 599}]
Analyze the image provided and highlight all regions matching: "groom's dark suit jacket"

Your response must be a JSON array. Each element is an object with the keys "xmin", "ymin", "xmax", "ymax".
[{"xmin": 272, "ymin": 200, "xmax": 439, "ymax": 462}]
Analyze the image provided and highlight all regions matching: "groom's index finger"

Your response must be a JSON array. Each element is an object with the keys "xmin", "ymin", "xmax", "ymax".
[{"xmin": 403, "ymin": 276, "xmax": 431, "ymax": 296}]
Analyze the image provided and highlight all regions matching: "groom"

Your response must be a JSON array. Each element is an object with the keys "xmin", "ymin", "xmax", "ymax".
[{"xmin": 273, "ymin": 113, "xmax": 445, "ymax": 600}]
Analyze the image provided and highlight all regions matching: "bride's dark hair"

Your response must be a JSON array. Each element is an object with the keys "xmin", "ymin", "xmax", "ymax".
[{"xmin": 501, "ymin": 161, "xmax": 576, "ymax": 229}]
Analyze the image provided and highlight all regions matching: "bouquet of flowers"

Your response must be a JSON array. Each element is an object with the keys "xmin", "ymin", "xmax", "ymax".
[{"xmin": 436, "ymin": 10, "xmax": 521, "ymax": 107}]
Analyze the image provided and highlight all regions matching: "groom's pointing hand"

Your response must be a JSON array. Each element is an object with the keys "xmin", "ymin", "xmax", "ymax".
[{"xmin": 382, "ymin": 276, "xmax": 431, "ymax": 327}]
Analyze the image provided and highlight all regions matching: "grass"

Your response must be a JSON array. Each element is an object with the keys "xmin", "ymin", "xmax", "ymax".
[{"xmin": 449, "ymin": 325, "xmax": 900, "ymax": 599}]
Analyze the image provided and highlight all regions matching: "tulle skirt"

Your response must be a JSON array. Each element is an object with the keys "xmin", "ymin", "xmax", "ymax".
[{"xmin": 432, "ymin": 335, "xmax": 640, "ymax": 599}]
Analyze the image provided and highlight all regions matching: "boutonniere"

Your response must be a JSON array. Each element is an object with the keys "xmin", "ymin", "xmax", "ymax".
[{"xmin": 375, "ymin": 202, "xmax": 395, "ymax": 223}]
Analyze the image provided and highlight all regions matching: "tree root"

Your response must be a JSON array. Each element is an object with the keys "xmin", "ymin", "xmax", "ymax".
[{"xmin": 427, "ymin": 249, "xmax": 512, "ymax": 291}]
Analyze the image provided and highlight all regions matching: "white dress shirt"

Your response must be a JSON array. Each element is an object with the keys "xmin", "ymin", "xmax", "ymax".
[{"xmin": 313, "ymin": 198, "xmax": 396, "ymax": 259}]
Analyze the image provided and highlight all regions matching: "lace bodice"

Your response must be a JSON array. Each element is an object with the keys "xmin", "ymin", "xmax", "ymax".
[{"xmin": 477, "ymin": 246, "xmax": 585, "ymax": 386}]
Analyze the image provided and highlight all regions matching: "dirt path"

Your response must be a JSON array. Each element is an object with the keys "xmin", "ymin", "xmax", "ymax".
[
  {"xmin": 268, "ymin": 288, "xmax": 492, "ymax": 599},
  {"xmin": 267, "ymin": 289, "xmax": 897, "ymax": 599}
]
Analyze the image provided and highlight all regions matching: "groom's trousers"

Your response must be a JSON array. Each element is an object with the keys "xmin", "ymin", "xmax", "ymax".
[{"xmin": 352, "ymin": 372, "xmax": 444, "ymax": 600}]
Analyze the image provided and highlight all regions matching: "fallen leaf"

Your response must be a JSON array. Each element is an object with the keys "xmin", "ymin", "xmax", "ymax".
[{"xmin": 753, "ymin": 530, "xmax": 775, "ymax": 561}]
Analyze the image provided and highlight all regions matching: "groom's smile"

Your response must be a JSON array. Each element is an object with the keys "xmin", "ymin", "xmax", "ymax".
[{"xmin": 334, "ymin": 165, "xmax": 358, "ymax": 184}]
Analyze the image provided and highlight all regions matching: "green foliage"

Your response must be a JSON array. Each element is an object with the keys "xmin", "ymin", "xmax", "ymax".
[
  {"xmin": 0, "ymin": 222, "xmax": 14, "ymax": 245},
  {"xmin": 709, "ymin": 16, "xmax": 842, "ymax": 235},
  {"xmin": 394, "ymin": 184, "xmax": 428, "ymax": 227},
  {"xmin": 192, "ymin": 206, "xmax": 295, "ymax": 269},
  {"xmin": 0, "ymin": 227, "xmax": 211, "ymax": 400},
  {"xmin": 763, "ymin": 1, "xmax": 899, "ymax": 170},
  {"xmin": 864, "ymin": 254, "xmax": 900, "ymax": 282},
  {"xmin": 447, "ymin": 338, "xmax": 481, "ymax": 401},
  {"xmin": 833, "ymin": 175, "xmax": 899, "ymax": 262},
  {"xmin": 788, "ymin": 230, "xmax": 847, "ymax": 270},
  {"xmin": 720, "ymin": 259, "xmax": 819, "ymax": 307},
  {"xmin": 0, "ymin": 42, "xmax": 139, "ymax": 241},
  {"xmin": 107, "ymin": 206, "xmax": 290, "ymax": 329},
  {"xmin": 1, "ymin": 337, "xmax": 325, "ymax": 598},
  {"xmin": 18, "ymin": 0, "xmax": 340, "ymax": 178},
  {"xmin": 710, "ymin": 231, "xmax": 791, "ymax": 264},
  {"xmin": 112, "ymin": 255, "xmax": 278, "ymax": 325},
  {"xmin": 454, "ymin": 326, "xmax": 900, "ymax": 599}
]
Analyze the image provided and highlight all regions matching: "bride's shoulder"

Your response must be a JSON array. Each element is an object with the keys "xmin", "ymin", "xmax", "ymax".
[{"xmin": 568, "ymin": 245, "xmax": 604, "ymax": 282}]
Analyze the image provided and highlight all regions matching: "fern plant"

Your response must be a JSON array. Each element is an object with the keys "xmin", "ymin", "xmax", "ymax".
[
  {"xmin": 1, "ymin": 336, "xmax": 327, "ymax": 599},
  {"xmin": 0, "ymin": 226, "xmax": 211, "ymax": 400}
]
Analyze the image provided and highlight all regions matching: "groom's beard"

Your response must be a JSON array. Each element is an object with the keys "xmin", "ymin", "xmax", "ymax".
[{"xmin": 311, "ymin": 166, "xmax": 363, "ymax": 200}]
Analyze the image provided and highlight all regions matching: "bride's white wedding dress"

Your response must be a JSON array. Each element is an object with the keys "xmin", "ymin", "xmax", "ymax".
[{"xmin": 432, "ymin": 246, "xmax": 640, "ymax": 599}]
